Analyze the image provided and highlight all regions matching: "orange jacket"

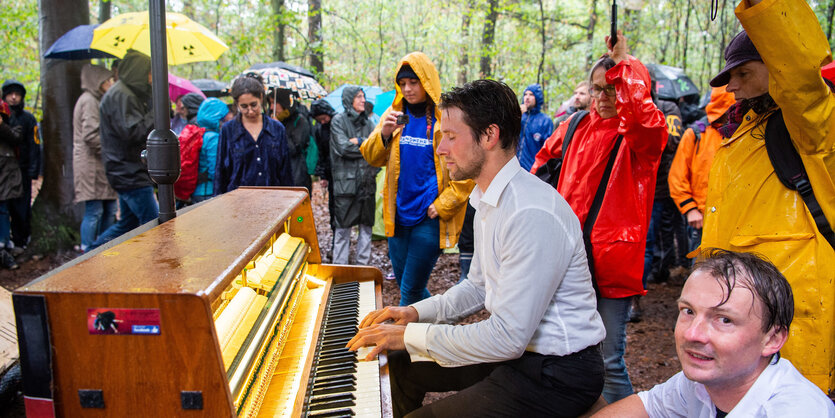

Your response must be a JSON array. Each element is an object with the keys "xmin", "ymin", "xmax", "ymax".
[{"xmin": 668, "ymin": 87, "xmax": 735, "ymax": 216}]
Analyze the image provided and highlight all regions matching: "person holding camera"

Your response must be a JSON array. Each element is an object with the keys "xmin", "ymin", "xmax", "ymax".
[{"xmin": 360, "ymin": 52, "xmax": 473, "ymax": 306}]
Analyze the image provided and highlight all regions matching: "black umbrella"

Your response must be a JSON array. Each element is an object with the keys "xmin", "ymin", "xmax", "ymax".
[
  {"xmin": 191, "ymin": 78, "xmax": 229, "ymax": 97},
  {"xmin": 646, "ymin": 63, "xmax": 700, "ymax": 101}
]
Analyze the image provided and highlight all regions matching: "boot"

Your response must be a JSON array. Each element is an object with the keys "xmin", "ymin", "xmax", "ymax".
[{"xmin": 628, "ymin": 296, "xmax": 643, "ymax": 323}]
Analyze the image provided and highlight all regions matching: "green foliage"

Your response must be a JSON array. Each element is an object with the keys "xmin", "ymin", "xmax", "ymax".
[
  {"xmin": 4, "ymin": 0, "xmax": 835, "ymax": 118},
  {"xmin": 0, "ymin": 0, "xmax": 41, "ymax": 117}
]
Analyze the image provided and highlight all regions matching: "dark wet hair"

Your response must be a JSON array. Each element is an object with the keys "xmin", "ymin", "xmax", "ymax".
[
  {"xmin": 589, "ymin": 55, "xmax": 617, "ymax": 85},
  {"xmin": 231, "ymin": 73, "xmax": 265, "ymax": 102},
  {"xmin": 439, "ymin": 79, "xmax": 521, "ymax": 151},
  {"xmin": 694, "ymin": 248, "xmax": 794, "ymax": 336}
]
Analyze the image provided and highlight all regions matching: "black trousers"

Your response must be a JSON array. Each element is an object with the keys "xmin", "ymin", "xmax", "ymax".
[
  {"xmin": 9, "ymin": 173, "xmax": 31, "ymax": 248},
  {"xmin": 389, "ymin": 344, "xmax": 604, "ymax": 418}
]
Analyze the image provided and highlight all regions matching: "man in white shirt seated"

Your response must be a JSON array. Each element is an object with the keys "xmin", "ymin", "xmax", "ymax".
[
  {"xmin": 594, "ymin": 249, "xmax": 835, "ymax": 418},
  {"xmin": 347, "ymin": 79, "xmax": 607, "ymax": 417}
]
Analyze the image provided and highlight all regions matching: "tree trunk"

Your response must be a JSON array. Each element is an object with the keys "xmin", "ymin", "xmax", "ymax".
[
  {"xmin": 308, "ymin": 0, "xmax": 324, "ymax": 74},
  {"xmin": 826, "ymin": 0, "xmax": 835, "ymax": 42},
  {"xmin": 99, "ymin": 0, "xmax": 111, "ymax": 22},
  {"xmin": 585, "ymin": 0, "xmax": 599, "ymax": 67},
  {"xmin": 682, "ymin": 0, "xmax": 692, "ymax": 71},
  {"xmin": 36, "ymin": 0, "xmax": 89, "ymax": 251},
  {"xmin": 272, "ymin": 0, "xmax": 285, "ymax": 61},
  {"xmin": 480, "ymin": 0, "xmax": 499, "ymax": 78},
  {"xmin": 458, "ymin": 1, "xmax": 473, "ymax": 85}
]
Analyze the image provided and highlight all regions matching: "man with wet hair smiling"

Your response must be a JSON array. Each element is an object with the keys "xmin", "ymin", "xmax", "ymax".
[{"xmin": 594, "ymin": 249, "xmax": 834, "ymax": 417}]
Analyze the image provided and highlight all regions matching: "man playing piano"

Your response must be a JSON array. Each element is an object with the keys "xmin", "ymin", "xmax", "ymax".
[{"xmin": 348, "ymin": 79, "xmax": 606, "ymax": 417}]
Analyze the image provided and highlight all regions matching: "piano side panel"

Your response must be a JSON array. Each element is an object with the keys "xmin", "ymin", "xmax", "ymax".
[
  {"xmin": 287, "ymin": 195, "xmax": 322, "ymax": 265},
  {"xmin": 20, "ymin": 291, "xmax": 234, "ymax": 417}
]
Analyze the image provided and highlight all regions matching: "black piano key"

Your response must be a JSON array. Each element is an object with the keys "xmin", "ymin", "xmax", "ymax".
[
  {"xmin": 313, "ymin": 365, "xmax": 356, "ymax": 378},
  {"xmin": 309, "ymin": 393, "xmax": 355, "ymax": 409},
  {"xmin": 310, "ymin": 392, "xmax": 356, "ymax": 404},
  {"xmin": 317, "ymin": 353, "xmax": 357, "ymax": 366},
  {"xmin": 315, "ymin": 362, "xmax": 357, "ymax": 373},
  {"xmin": 312, "ymin": 373, "xmax": 356, "ymax": 386},
  {"xmin": 307, "ymin": 408, "xmax": 355, "ymax": 418},
  {"xmin": 312, "ymin": 383, "xmax": 356, "ymax": 397}
]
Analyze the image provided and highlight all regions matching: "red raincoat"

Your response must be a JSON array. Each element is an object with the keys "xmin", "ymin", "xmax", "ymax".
[{"xmin": 532, "ymin": 56, "xmax": 667, "ymax": 298}]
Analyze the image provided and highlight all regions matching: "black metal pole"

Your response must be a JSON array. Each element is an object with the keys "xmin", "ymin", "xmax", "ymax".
[{"xmin": 146, "ymin": 0, "xmax": 179, "ymax": 222}]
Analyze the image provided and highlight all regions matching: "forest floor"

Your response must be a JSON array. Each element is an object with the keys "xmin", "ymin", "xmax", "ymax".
[{"xmin": 0, "ymin": 182, "xmax": 684, "ymax": 415}]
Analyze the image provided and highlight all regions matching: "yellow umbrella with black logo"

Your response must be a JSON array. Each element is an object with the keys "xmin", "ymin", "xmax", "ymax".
[{"xmin": 91, "ymin": 11, "xmax": 228, "ymax": 65}]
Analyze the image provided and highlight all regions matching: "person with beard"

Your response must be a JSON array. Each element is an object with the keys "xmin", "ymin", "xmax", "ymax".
[
  {"xmin": 531, "ymin": 32, "xmax": 667, "ymax": 403},
  {"xmin": 270, "ymin": 89, "xmax": 312, "ymax": 191},
  {"xmin": 89, "ymin": 50, "xmax": 158, "ymax": 250},
  {"xmin": 700, "ymin": 0, "xmax": 835, "ymax": 393},
  {"xmin": 348, "ymin": 79, "xmax": 605, "ymax": 417},
  {"xmin": 2, "ymin": 79, "xmax": 40, "ymax": 254},
  {"xmin": 594, "ymin": 250, "xmax": 834, "ymax": 417},
  {"xmin": 329, "ymin": 86, "xmax": 379, "ymax": 265},
  {"xmin": 516, "ymin": 84, "xmax": 553, "ymax": 171},
  {"xmin": 360, "ymin": 52, "xmax": 473, "ymax": 306},
  {"xmin": 554, "ymin": 81, "xmax": 592, "ymax": 126},
  {"xmin": 72, "ymin": 64, "xmax": 117, "ymax": 252}
]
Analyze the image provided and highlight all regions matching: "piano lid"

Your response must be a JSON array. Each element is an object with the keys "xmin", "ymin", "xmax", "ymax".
[{"xmin": 21, "ymin": 188, "xmax": 312, "ymax": 299}]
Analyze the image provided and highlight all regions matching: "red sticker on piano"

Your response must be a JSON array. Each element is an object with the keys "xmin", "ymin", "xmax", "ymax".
[{"xmin": 87, "ymin": 308, "xmax": 161, "ymax": 335}]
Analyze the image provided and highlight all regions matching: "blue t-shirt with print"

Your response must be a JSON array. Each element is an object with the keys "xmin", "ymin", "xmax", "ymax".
[{"xmin": 396, "ymin": 108, "xmax": 438, "ymax": 226}]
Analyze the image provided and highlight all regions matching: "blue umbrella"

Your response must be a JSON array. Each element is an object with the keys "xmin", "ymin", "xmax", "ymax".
[
  {"xmin": 373, "ymin": 90, "xmax": 396, "ymax": 116},
  {"xmin": 324, "ymin": 85, "xmax": 387, "ymax": 113},
  {"xmin": 44, "ymin": 24, "xmax": 117, "ymax": 60}
]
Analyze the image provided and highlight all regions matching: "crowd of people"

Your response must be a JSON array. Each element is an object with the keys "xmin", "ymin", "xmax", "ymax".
[{"xmin": 0, "ymin": 0, "xmax": 833, "ymax": 415}]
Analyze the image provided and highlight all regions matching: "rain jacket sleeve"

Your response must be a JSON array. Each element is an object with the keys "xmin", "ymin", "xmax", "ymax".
[
  {"xmin": 330, "ymin": 114, "xmax": 364, "ymax": 159},
  {"xmin": 668, "ymin": 128, "xmax": 699, "ymax": 215},
  {"xmin": 607, "ymin": 56, "xmax": 668, "ymax": 158},
  {"xmin": 531, "ymin": 117, "xmax": 572, "ymax": 172}
]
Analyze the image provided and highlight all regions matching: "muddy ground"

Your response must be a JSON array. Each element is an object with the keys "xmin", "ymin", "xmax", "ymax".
[{"xmin": 0, "ymin": 183, "xmax": 683, "ymax": 415}]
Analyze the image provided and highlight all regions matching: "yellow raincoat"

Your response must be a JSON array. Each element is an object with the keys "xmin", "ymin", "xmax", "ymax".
[
  {"xmin": 360, "ymin": 52, "xmax": 474, "ymax": 248},
  {"xmin": 703, "ymin": 0, "xmax": 835, "ymax": 392}
]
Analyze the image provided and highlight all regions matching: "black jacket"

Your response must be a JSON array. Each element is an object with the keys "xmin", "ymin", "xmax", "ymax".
[
  {"xmin": 99, "ymin": 51, "xmax": 155, "ymax": 191},
  {"xmin": 281, "ymin": 105, "xmax": 313, "ymax": 191},
  {"xmin": 654, "ymin": 99, "xmax": 683, "ymax": 200}
]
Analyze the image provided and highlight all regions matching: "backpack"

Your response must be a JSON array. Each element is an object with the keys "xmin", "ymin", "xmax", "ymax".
[
  {"xmin": 764, "ymin": 110, "xmax": 835, "ymax": 250},
  {"xmin": 534, "ymin": 110, "xmax": 589, "ymax": 188},
  {"xmin": 174, "ymin": 124, "xmax": 206, "ymax": 201}
]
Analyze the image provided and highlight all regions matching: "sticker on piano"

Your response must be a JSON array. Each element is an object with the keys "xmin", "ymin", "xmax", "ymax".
[{"xmin": 87, "ymin": 308, "xmax": 161, "ymax": 335}]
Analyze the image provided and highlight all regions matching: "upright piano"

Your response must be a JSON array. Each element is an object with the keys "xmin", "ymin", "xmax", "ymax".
[{"xmin": 13, "ymin": 187, "xmax": 393, "ymax": 417}]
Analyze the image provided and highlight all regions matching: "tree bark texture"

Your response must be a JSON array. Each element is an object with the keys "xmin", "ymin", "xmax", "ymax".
[
  {"xmin": 99, "ymin": 0, "xmax": 111, "ymax": 23},
  {"xmin": 272, "ymin": 0, "xmax": 285, "ymax": 61},
  {"xmin": 480, "ymin": 0, "xmax": 498, "ymax": 78},
  {"xmin": 586, "ymin": 0, "xmax": 599, "ymax": 67},
  {"xmin": 308, "ymin": 0, "xmax": 324, "ymax": 74},
  {"xmin": 38, "ymin": 0, "xmax": 88, "ymax": 215}
]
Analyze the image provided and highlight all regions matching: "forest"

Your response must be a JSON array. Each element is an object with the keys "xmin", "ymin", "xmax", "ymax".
[{"xmin": 3, "ymin": 0, "xmax": 835, "ymax": 249}]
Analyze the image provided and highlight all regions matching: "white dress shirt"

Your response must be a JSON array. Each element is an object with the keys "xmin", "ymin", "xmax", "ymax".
[
  {"xmin": 638, "ymin": 358, "xmax": 835, "ymax": 417},
  {"xmin": 403, "ymin": 157, "xmax": 606, "ymax": 367}
]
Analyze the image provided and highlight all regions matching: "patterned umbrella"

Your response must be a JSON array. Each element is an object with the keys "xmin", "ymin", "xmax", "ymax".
[
  {"xmin": 646, "ymin": 63, "xmax": 701, "ymax": 100},
  {"xmin": 239, "ymin": 64, "xmax": 327, "ymax": 101}
]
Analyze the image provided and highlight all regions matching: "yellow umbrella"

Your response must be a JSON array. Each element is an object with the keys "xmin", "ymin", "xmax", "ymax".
[{"xmin": 91, "ymin": 11, "xmax": 228, "ymax": 65}]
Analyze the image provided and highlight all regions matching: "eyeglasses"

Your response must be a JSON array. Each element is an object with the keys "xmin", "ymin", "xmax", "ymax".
[
  {"xmin": 238, "ymin": 102, "xmax": 261, "ymax": 111},
  {"xmin": 589, "ymin": 85, "xmax": 616, "ymax": 98}
]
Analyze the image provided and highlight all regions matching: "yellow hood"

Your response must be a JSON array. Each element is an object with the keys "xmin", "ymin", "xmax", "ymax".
[{"xmin": 391, "ymin": 52, "xmax": 442, "ymax": 121}]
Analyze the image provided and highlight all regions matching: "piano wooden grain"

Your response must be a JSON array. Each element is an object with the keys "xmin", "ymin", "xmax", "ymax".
[{"xmin": 13, "ymin": 187, "xmax": 392, "ymax": 417}]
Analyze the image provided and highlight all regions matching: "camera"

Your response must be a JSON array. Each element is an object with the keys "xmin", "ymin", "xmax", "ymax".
[{"xmin": 396, "ymin": 113, "xmax": 410, "ymax": 125}]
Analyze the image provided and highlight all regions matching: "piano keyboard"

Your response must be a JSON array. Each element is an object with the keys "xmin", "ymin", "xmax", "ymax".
[{"xmin": 302, "ymin": 280, "xmax": 381, "ymax": 417}]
